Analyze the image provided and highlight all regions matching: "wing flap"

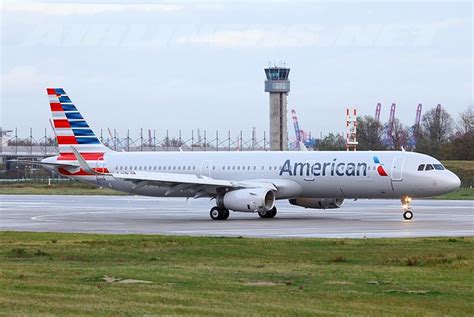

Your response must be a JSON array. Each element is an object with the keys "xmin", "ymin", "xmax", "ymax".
[{"xmin": 112, "ymin": 171, "xmax": 242, "ymax": 188}]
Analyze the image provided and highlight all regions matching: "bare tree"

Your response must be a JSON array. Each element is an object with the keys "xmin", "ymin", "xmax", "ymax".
[
  {"xmin": 416, "ymin": 106, "xmax": 454, "ymax": 158},
  {"xmin": 356, "ymin": 116, "xmax": 386, "ymax": 150},
  {"xmin": 444, "ymin": 105, "xmax": 474, "ymax": 160},
  {"xmin": 457, "ymin": 105, "xmax": 474, "ymax": 135},
  {"xmin": 389, "ymin": 119, "xmax": 410, "ymax": 150}
]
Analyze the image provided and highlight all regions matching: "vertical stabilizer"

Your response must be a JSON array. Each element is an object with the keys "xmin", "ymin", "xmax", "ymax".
[{"xmin": 47, "ymin": 88, "xmax": 111, "ymax": 160}]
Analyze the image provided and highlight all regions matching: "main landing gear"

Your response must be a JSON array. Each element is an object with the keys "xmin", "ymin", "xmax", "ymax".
[
  {"xmin": 401, "ymin": 196, "xmax": 413, "ymax": 220},
  {"xmin": 258, "ymin": 207, "xmax": 277, "ymax": 219},
  {"xmin": 210, "ymin": 207, "xmax": 229, "ymax": 220},
  {"xmin": 209, "ymin": 206, "xmax": 278, "ymax": 220}
]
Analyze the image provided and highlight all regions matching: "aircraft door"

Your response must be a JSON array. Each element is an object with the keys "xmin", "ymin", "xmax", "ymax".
[
  {"xmin": 95, "ymin": 156, "xmax": 107, "ymax": 184},
  {"xmin": 201, "ymin": 160, "xmax": 212, "ymax": 177},
  {"xmin": 391, "ymin": 157, "xmax": 405, "ymax": 181}
]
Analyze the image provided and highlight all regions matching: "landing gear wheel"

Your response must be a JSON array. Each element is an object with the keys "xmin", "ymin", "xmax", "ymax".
[
  {"xmin": 268, "ymin": 207, "xmax": 277, "ymax": 218},
  {"xmin": 403, "ymin": 210, "xmax": 413, "ymax": 220},
  {"xmin": 258, "ymin": 207, "xmax": 277, "ymax": 219},
  {"xmin": 210, "ymin": 207, "xmax": 230, "ymax": 220}
]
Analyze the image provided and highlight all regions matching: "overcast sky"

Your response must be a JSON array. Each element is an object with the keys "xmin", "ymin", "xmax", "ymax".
[{"xmin": 1, "ymin": 0, "xmax": 472, "ymax": 140}]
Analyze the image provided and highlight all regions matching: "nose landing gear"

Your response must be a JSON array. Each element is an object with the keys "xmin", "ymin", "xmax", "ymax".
[{"xmin": 401, "ymin": 196, "xmax": 413, "ymax": 220}]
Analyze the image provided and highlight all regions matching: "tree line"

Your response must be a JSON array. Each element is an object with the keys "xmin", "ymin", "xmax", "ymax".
[{"xmin": 316, "ymin": 105, "xmax": 473, "ymax": 160}]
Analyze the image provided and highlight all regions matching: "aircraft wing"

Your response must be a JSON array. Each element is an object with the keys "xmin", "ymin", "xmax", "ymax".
[
  {"xmin": 112, "ymin": 171, "xmax": 278, "ymax": 197},
  {"xmin": 113, "ymin": 171, "xmax": 243, "ymax": 188},
  {"xmin": 111, "ymin": 171, "xmax": 304, "ymax": 200}
]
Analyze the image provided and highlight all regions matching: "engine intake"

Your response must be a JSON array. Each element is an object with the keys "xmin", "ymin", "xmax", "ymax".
[
  {"xmin": 289, "ymin": 197, "xmax": 344, "ymax": 209},
  {"xmin": 217, "ymin": 188, "xmax": 275, "ymax": 212}
]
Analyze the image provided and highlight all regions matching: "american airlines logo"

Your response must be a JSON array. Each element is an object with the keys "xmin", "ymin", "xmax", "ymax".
[
  {"xmin": 373, "ymin": 156, "xmax": 388, "ymax": 176},
  {"xmin": 279, "ymin": 159, "xmax": 368, "ymax": 177}
]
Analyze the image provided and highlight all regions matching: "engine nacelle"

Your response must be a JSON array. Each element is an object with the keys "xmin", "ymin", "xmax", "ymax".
[
  {"xmin": 289, "ymin": 197, "xmax": 344, "ymax": 209},
  {"xmin": 217, "ymin": 188, "xmax": 275, "ymax": 212}
]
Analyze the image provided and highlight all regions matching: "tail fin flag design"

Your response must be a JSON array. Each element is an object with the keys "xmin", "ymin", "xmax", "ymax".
[{"xmin": 47, "ymin": 88, "xmax": 111, "ymax": 160}]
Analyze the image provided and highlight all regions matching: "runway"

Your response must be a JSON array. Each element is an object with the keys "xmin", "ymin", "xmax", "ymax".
[{"xmin": 0, "ymin": 195, "xmax": 472, "ymax": 238}]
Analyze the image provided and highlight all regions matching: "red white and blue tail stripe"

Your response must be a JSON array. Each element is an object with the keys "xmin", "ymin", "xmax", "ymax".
[{"xmin": 47, "ymin": 88, "xmax": 111, "ymax": 162}]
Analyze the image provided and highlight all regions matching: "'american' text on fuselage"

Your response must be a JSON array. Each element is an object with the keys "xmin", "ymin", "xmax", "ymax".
[{"xmin": 279, "ymin": 159, "xmax": 368, "ymax": 177}]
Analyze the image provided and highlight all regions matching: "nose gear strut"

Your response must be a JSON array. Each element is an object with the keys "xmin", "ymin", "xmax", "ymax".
[{"xmin": 401, "ymin": 196, "xmax": 413, "ymax": 220}]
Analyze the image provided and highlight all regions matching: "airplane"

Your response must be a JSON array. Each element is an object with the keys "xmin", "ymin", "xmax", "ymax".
[{"xmin": 38, "ymin": 88, "xmax": 461, "ymax": 221}]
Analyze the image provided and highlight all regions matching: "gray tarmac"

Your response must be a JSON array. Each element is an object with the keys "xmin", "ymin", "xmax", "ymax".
[{"xmin": 0, "ymin": 195, "xmax": 472, "ymax": 238}]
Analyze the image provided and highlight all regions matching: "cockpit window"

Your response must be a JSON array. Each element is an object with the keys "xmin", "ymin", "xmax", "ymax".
[
  {"xmin": 417, "ymin": 164, "xmax": 425, "ymax": 171},
  {"xmin": 425, "ymin": 164, "xmax": 434, "ymax": 171},
  {"xmin": 433, "ymin": 164, "xmax": 445, "ymax": 170}
]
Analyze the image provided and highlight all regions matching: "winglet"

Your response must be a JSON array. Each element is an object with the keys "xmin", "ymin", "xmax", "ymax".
[{"xmin": 70, "ymin": 146, "xmax": 102, "ymax": 175}]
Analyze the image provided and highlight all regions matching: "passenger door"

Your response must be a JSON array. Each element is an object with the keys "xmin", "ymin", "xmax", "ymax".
[
  {"xmin": 95, "ymin": 156, "xmax": 107, "ymax": 184},
  {"xmin": 391, "ymin": 157, "xmax": 405, "ymax": 181},
  {"xmin": 201, "ymin": 160, "xmax": 212, "ymax": 177}
]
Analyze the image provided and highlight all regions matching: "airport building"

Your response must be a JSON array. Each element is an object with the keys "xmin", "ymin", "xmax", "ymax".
[{"xmin": 264, "ymin": 66, "xmax": 290, "ymax": 151}]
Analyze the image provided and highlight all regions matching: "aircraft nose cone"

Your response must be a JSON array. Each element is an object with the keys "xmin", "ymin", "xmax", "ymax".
[{"xmin": 446, "ymin": 172, "xmax": 461, "ymax": 192}]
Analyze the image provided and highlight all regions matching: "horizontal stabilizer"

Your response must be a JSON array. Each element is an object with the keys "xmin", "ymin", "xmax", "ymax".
[
  {"xmin": 8, "ymin": 159, "xmax": 79, "ymax": 168},
  {"xmin": 70, "ymin": 146, "xmax": 105, "ymax": 175}
]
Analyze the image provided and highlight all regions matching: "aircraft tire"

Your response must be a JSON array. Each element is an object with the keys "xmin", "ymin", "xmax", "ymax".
[
  {"xmin": 210, "ymin": 207, "xmax": 229, "ymax": 220},
  {"xmin": 403, "ymin": 210, "xmax": 413, "ymax": 220},
  {"xmin": 258, "ymin": 207, "xmax": 277, "ymax": 219},
  {"xmin": 268, "ymin": 207, "xmax": 277, "ymax": 218},
  {"xmin": 210, "ymin": 207, "xmax": 222, "ymax": 220}
]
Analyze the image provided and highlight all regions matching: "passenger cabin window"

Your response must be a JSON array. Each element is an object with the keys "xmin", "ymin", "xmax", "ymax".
[
  {"xmin": 425, "ymin": 164, "xmax": 434, "ymax": 171},
  {"xmin": 418, "ymin": 164, "xmax": 425, "ymax": 171}
]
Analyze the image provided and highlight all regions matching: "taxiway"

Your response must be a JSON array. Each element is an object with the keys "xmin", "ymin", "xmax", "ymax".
[{"xmin": 1, "ymin": 195, "xmax": 472, "ymax": 238}]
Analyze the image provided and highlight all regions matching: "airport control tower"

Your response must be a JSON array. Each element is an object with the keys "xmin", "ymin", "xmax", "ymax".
[{"xmin": 264, "ymin": 66, "xmax": 290, "ymax": 151}]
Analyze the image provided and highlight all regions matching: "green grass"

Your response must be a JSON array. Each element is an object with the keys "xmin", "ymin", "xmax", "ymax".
[
  {"xmin": 434, "ymin": 188, "xmax": 474, "ymax": 200},
  {"xmin": 0, "ymin": 232, "xmax": 473, "ymax": 316},
  {"xmin": 442, "ymin": 160, "xmax": 474, "ymax": 188},
  {"xmin": 0, "ymin": 181, "xmax": 125, "ymax": 195}
]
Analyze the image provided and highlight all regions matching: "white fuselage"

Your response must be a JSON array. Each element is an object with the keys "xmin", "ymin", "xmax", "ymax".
[{"xmin": 52, "ymin": 150, "xmax": 460, "ymax": 200}]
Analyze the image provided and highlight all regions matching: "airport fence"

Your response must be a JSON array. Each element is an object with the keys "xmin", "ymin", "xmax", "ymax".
[{"xmin": 1, "ymin": 128, "xmax": 283, "ymax": 155}]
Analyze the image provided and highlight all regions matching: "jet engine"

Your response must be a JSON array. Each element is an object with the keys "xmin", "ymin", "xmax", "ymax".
[
  {"xmin": 217, "ymin": 188, "xmax": 275, "ymax": 212},
  {"xmin": 288, "ymin": 197, "xmax": 344, "ymax": 209}
]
